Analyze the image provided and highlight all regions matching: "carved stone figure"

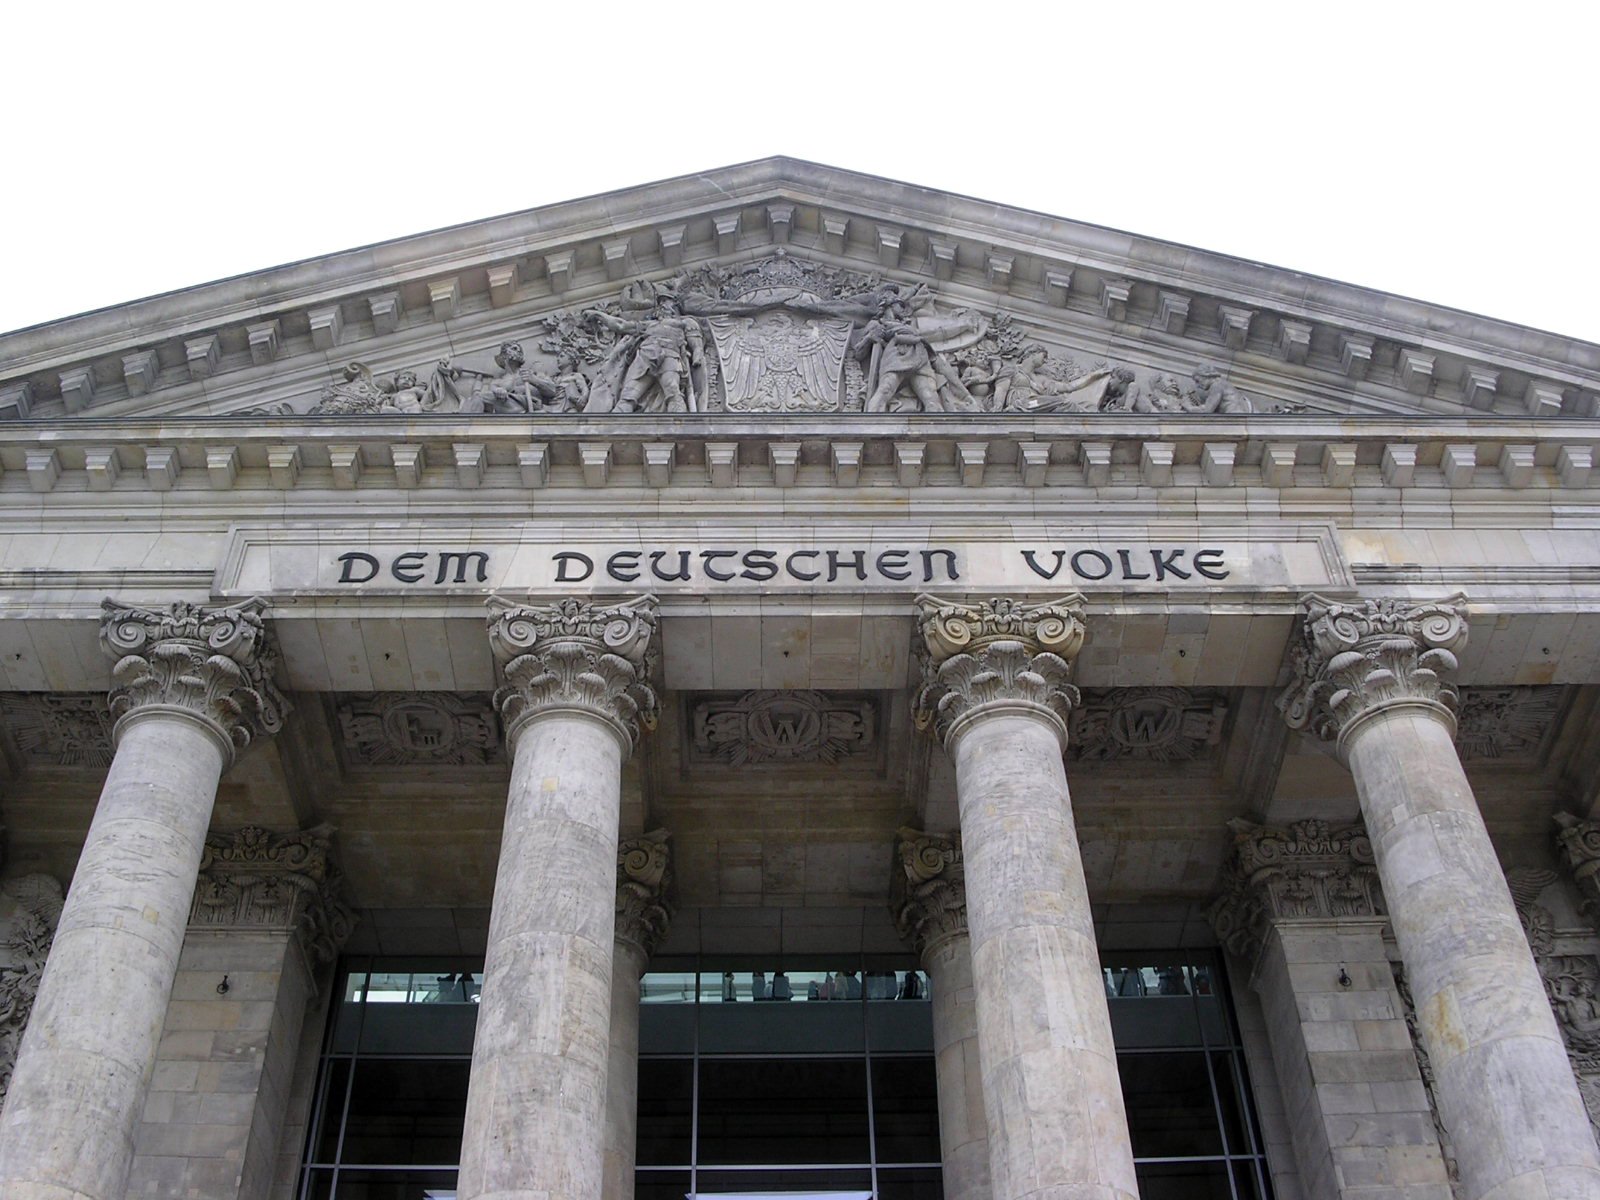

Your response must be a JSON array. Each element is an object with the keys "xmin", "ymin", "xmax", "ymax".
[
  {"xmin": 583, "ymin": 297, "xmax": 707, "ymax": 414},
  {"xmin": 0, "ymin": 874, "xmax": 64, "ymax": 1109},
  {"xmin": 435, "ymin": 342, "xmax": 547, "ymax": 414},
  {"xmin": 313, "ymin": 362, "xmax": 396, "ymax": 415},
  {"xmin": 994, "ymin": 345, "xmax": 1115, "ymax": 413},
  {"xmin": 1103, "ymin": 365, "xmax": 1255, "ymax": 415},
  {"xmin": 855, "ymin": 291, "xmax": 982, "ymax": 414}
]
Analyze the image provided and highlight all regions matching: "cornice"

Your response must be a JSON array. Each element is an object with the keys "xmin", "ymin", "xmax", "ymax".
[
  {"xmin": 2, "ymin": 416, "xmax": 1598, "ymax": 501},
  {"xmin": 1, "ymin": 159, "xmax": 1594, "ymax": 427}
]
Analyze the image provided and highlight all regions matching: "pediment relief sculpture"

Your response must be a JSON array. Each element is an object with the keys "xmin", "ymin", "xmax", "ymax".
[{"xmin": 285, "ymin": 254, "xmax": 1289, "ymax": 420}]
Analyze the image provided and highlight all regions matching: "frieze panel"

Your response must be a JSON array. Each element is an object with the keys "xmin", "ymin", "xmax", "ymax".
[
  {"xmin": 0, "ymin": 874, "xmax": 64, "ymax": 1110},
  {"xmin": 282, "ymin": 254, "xmax": 1291, "ymax": 421},
  {"xmin": 1507, "ymin": 866, "xmax": 1600, "ymax": 1140},
  {"xmin": 1454, "ymin": 685, "xmax": 1564, "ymax": 762},
  {"xmin": 0, "ymin": 694, "xmax": 113, "ymax": 768},
  {"xmin": 688, "ymin": 690, "xmax": 877, "ymax": 767},
  {"xmin": 335, "ymin": 692, "xmax": 501, "ymax": 768},
  {"xmin": 1068, "ymin": 688, "xmax": 1227, "ymax": 762}
]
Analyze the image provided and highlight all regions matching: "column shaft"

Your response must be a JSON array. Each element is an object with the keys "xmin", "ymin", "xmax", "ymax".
[
  {"xmin": 459, "ymin": 712, "xmax": 624, "ymax": 1200},
  {"xmin": 1346, "ymin": 708, "xmax": 1600, "ymax": 1199},
  {"xmin": 925, "ymin": 932, "xmax": 991, "ymax": 1200},
  {"xmin": 603, "ymin": 939, "xmax": 648, "ymax": 1200},
  {"xmin": 953, "ymin": 710, "xmax": 1136, "ymax": 1200},
  {"xmin": 0, "ymin": 713, "xmax": 225, "ymax": 1200}
]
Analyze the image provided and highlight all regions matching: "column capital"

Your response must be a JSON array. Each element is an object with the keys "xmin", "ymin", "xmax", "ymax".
[
  {"xmin": 1556, "ymin": 813, "xmax": 1600, "ymax": 921},
  {"xmin": 1277, "ymin": 592, "xmax": 1469, "ymax": 751},
  {"xmin": 191, "ymin": 826, "xmax": 356, "ymax": 967},
  {"xmin": 616, "ymin": 830, "xmax": 673, "ymax": 959},
  {"xmin": 100, "ymin": 597, "xmax": 288, "ymax": 762},
  {"xmin": 912, "ymin": 594, "xmax": 1086, "ymax": 749},
  {"xmin": 486, "ymin": 595, "xmax": 659, "ymax": 751},
  {"xmin": 891, "ymin": 828, "xmax": 967, "ymax": 958},
  {"xmin": 1208, "ymin": 818, "xmax": 1384, "ymax": 963}
]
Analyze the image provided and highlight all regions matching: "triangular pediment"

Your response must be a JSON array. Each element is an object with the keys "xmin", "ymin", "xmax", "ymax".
[{"xmin": 0, "ymin": 158, "xmax": 1594, "ymax": 425}]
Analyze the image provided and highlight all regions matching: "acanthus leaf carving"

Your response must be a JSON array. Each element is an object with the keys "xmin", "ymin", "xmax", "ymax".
[
  {"xmin": 616, "ymin": 830, "xmax": 673, "ymax": 958},
  {"xmin": 1278, "ymin": 594, "xmax": 1468, "ymax": 748},
  {"xmin": 191, "ymin": 826, "xmax": 355, "ymax": 968},
  {"xmin": 1206, "ymin": 818, "xmax": 1384, "ymax": 963},
  {"xmin": 100, "ymin": 598, "xmax": 288, "ymax": 756},
  {"xmin": 486, "ymin": 596, "xmax": 658, "ymax": 751},
  {"xmin": 890, "ymin": 829, "xmax": 967, "ymax": 956},
  {"xmin": 912, "ymin": 594, "xmax": 1085, "ymax": 747}
]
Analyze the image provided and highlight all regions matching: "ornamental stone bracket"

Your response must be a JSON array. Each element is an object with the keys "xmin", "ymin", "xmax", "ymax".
[
  {"xmin": 485, "ymin": 595, "xmax": 659, "ymax": 752},
  {"xmin": 190, "ymin": 826, "xmax": 355, "ymax": 969},
  {"xmin": 100, "ymin": 597, "xmax": 288, "ymax": 760},
  {"xmin": 1207, "ymin": 818, "xmax": 1384, "ymax": 965},
  {"xmin": 1277, "ymin": 593, "xmax": 1469, "ymax": 753},
  {"xmin": 616, "ymin": 830, "xmax": 673, "ymax": 958},
  {"xmin": 0, "ymin": 873, "xmax": 64, "ymax": 1111},
  {"xmin": 890, "ymin": 828, "xmax": 966, "ymax": 957},
  {"xmin": 1557, "ymin": 814, "xmax": 1600, "ymax": 922},
  {"xmin": 912, "ymin": 594, "xmax": 1087, "ymax": 749}
]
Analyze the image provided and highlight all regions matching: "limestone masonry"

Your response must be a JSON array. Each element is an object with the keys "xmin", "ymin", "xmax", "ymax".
[{"xmin": 0, "ymin": 159, "xmax": 1598, "ymax": 1200}]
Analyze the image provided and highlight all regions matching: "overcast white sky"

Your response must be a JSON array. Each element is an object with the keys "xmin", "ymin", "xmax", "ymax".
[{"xmin": 4, "ymin": 5, "xmax": 1597, "ymax": 342}]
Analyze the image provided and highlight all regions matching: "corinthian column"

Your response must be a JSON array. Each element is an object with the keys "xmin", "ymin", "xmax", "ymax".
[
  {"xmin": 1280, "ymin": 594, "xmax": 1600, "ymax": 1200},
  {"xmin": 892, "ymin": 829, "xmax": 991, "ymax": 1200},
  {"xmin": 603, "ymin": 831, "xmax": 673, "ymax": 1200},
  {"xmin": 459, "ymin": 597, "xmax": 658, "ymax": 1200},
  {"xmin": 0, "ymin": 599, "xmax": 285, "ymax": 1200},
  {"xmin": 914, "ymin": 595, "xmax": 1136, "ymax": 1200}
]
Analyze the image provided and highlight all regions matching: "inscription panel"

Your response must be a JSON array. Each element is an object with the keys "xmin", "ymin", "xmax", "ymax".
[{"xmin": 217, "ymin": 524, "xmax": 1350, "ymax": 598}]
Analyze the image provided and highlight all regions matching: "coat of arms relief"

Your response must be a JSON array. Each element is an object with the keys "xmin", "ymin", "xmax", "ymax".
[{"xmin": 302, "ymin": 252, "xmax": 1287, "ymax": 419}]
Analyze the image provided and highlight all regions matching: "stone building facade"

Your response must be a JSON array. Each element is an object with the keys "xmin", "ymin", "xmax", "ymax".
[{"xmin": 0, "ymin": 159, "xmax": 1598, "ymax": 1200}]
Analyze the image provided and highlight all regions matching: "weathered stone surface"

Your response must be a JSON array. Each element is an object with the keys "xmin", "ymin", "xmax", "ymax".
[
  {"xmin": 1282, "ymin": 594, "xmax": 1600, "ymax": 1200},
  {"xmin": 916, "ymin": 595, "xmax": 1137, "ymax": 1200}
]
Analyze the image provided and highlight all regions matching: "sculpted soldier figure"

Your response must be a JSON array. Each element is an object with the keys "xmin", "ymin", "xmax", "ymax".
[
  {"xmin": 854, "ymin": 292, "xmax": 980, "ymax": 413},
  {"xmin": 436, "ymin": 341, "xmax": 543, "ymax": 414},
  {"xmin": 584, "ymin": 296, "xmax": 706, "ymax": 413}
]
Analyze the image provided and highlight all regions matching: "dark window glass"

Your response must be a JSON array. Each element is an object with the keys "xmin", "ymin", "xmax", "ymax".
[
  {"xmin": 635, "ymin": 1170, "xmax": 691, "ymax": 1200},
  {"xmin": 696, "ymin": 1059, "xmax": 869, "ymax": 1165},
  {"xmin": 636, "ymin": 1059, "xmax": 693, "ymax": 1166},
  {"xmin": 1118, "ymin": 1051, "xmax": 1225, "ymax": 1158},
  {"xmin": 1235, "ymin": 1158, "xmax": 1271, "ymax": 1199},
  {"xmin": 1135, "ymin": 1158, "xmax": 1234, "ymax": 1200},
  {"xmin": 692, "ymin": 1167, "xmax": 872, "ymax": 1193},
  {"xmin": 338, "ymin": 1059, "xmax": 471, "ymax": 1165},
  {"xmin": 309, "ymin": 1168, "xmax": 459, "ymax": 1198},
  {"xmin": 877, "ymin": 1166, "xmax": 945, "ymax": 1200},
  {"xmin": 312, "ymin": 1058, "xmax": 352, "ymax": 1164},
  {"xmin": 870, "ymin": 1058, "xmax": 941, "ymax": 1164}
]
